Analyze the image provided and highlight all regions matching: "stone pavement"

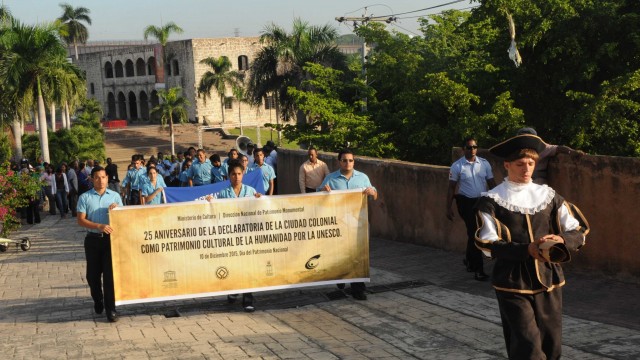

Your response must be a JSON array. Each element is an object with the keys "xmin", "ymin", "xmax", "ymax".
[{"xmin": 1, "ymin": 214, "xmax": 639, "ymax": 359}]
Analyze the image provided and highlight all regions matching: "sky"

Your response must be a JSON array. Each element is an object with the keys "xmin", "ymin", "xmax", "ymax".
[{"xmin": 3, "ymin": 0, "xmax": 474, "ymax": 41}]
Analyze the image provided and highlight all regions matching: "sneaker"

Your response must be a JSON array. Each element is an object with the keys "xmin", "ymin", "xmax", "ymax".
[
  {"xmin": 227, "ymin": 294, "xmax": 238, "ymax": 304},
  {"xmin": 243, "ymin": 305, "xmax": 255, "ymax": 313},
  {"xmin": 94, "ymin": 301, "xmax": 104, "ymax": 314}
]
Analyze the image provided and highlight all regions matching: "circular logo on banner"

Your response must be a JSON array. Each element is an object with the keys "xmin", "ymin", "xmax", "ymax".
[
  {"xmin": 216, "ymin": 266, "xmax": 229, "ymax": 279},
  {"xmin": 305, "ymin": 254, "xmax": 321, "ymax": 270}
]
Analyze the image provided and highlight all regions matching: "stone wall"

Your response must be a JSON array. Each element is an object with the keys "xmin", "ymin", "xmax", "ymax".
[{"xmin": 276, "ymin": 149, "xmax": 640, "ymax": 277}]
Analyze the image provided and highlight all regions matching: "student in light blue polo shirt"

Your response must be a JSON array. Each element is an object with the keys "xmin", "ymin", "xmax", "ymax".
[
  {"xmin": 209, "ymin": 154, "xmax": 225, "ymax": 183},
  {"xmin": 318, "ymin": 149, "xmax": 378, "ymax": 301},
  {"xmin": 121, "ymin": 154, "xmax": 147, "ymax": 205},
  {"xmin": 247, "ymin": 148, "xmax": 276, "ymax": 195},
  {"xmin": 187, "ymin": 149, "xmax": 213, "ymax": 186},
  {"xmin": 141, "ymin": 166, "xmax": 167, "ymax": 205},
  {"xmin": 77, "ymin": 166, "xmax": 123, "ymax": 323},
  {"xmin": 206, "ymin": 161, "xmax": 261, "ymax": 312}
]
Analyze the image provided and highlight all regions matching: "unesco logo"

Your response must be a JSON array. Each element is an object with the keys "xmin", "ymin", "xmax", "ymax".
[
  {"xmin": 305, "ymin": 254, "xmax": 321, "ymax": 270},
  {"xmin": 216, "ymin": 266, "xmax": 229, "ymax": 279}
]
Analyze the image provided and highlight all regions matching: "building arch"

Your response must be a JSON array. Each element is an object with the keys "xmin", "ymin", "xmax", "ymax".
[
  {"xmin": 117, "ymin": 92, "xmax": 127, "ymax": 118},
  {"xmin": 128, "ymin": 91, "xmax": 138, "ymax": 119},
  {"xmin": 238, "ymin": 55, "xmax": 249, "ymax": 71},
  {"xmin": 107, "ymin": 92, "xmax": 116, "ymax": 119},
  {"xmin": 136, "ymin": 58, "xmax": 146, "ymax": 76},
  {"xmin": 114, "ymin": 60, "xmax": 124, "ymax": 78},
  {"xmin": 150, "ymin": 90, "xmax": 160, "ymax": 121},
  {"xmin": 147, "ymin": 56, "xmax": 156, "ymax": 75},
  {"xmin": 172, "ymin": 59, "xmax": 180, "ymax": 76},
  {"xmin": 139, "ymin": 91, "xmax": 149, "ymax": 120},
  {"xmin": 125, "ymin": 59, "xmax": 135, "ymax": 77},
  {"xmin": 105, "ymin": 61, "xmax": 114, "ymax": 78}
]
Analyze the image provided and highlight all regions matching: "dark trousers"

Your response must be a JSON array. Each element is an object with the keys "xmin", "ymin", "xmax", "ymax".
[
  {"xmin": 84, "ymin": 234, "xmax": 116, "ymax": 312},
  {"xmin": 55, "ymin": 190, "xmax": 68, "ymax": 216},
  {"xmin": 455, "ymin": 195, "xmax": 484, "ymax": 272},
  {"xmin": 128, "ymin": 189, "xmax": 141, "ymax": 205},
  {"xmin": 305, "ymin": 187, "xmax": 317, "ymax": 193},
  {"xmin": 496, "ymin": 289, "xmax": 563, "ymax": 360},
  {"xmin": 68, "ymin": 188, "xmax": 78, "ymax": 216},
  {"xmin": 26, "ymin": 199, "xmax": 41, "ymax": 224}
]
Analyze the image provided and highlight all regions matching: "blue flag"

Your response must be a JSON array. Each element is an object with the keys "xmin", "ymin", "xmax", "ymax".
[{"xmin": 164, "ymin": 169, "xmax": 265, "ymax": 203}]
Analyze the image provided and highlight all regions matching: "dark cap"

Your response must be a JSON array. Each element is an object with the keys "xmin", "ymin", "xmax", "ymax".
[{"xmin": 489, "ymin": 134, "xmax": 547, "ymax": 158}]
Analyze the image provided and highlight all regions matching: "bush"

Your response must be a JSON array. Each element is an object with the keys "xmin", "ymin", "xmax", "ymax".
[{"xmin": 0, "ymin": 162, "xmax": 42, "ymax": 237}]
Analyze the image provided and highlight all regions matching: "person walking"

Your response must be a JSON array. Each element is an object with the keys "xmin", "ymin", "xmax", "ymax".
[
  {"xmin": 446, "ymin": 137, "xmax": 496, "ymax": 280},
  {"xmin": 475, "ymin": 134, "xmax": 589, "ymax": 359},
  {"xmin": 77, "ymin": 166, "xmax": 124, "ymax": 323},
  {"xmin": 318, "ymin": 149, "xmax": 378, "ymax": 300}
]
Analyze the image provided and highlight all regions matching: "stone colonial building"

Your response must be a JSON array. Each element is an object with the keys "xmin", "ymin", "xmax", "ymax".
[{"xmin": 75, "ymin": 37, "xmax": 278, "ymax": 127}]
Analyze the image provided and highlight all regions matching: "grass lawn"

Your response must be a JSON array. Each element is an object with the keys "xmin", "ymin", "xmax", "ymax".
[{"xmin": 227, "ymin": 127, "xmax": 299, "ymax": 149}]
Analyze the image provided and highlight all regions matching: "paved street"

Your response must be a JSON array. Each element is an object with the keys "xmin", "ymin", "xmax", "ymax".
[{"xmin": 1, "ymin": 214, "xmax": 639, "ymax": 359}]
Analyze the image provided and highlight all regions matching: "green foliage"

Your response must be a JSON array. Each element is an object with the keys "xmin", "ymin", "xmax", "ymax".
[
  {"xmin": 283, "ymin": 63, "xmax": 393, "ymax": 157},
  {"xmin": 0, "ymin": 162, "xmax": 42, "ymax": 236},
  {"xmin": 0, "ymin": 133, "xmax": 12, "ymax": 163},
  {"xmin": 21, "ymin": 98, "xmax": 105, "ymax": 164}
]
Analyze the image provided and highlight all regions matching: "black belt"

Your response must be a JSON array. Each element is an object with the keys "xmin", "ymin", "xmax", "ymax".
[
  {"xmin": 130, "ymin": 189, "xmax": 141, "ymax": 192},
  {"xmin": 86, "ymin": 232, "xmax": 110, "ymax": 239},
  {"xmin": 305, "ymin": 187, "xmax": 317, "ymax": 193}
]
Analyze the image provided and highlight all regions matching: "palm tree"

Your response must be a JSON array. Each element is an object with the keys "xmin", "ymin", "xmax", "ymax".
[
  {"xmin": 247, "ymin": 18, "xmax": 346, "ymax": 126},
  {"xmin": 0, "ymin": 19, "xmax": 72, "ymax": 163},
  {"xmin": 58, "ymin": 3, "xmax": 92, "ymax": 61},
  {"xmin": 232, "ymin": 85, "xmax": 249, "ymax": 135},
  {"xmin": 150, "ymin": 87, "xmax": 190, "ymax": 155},
  {"xmin": 197, "ymin": 56, "xmax": 243, "ymax": 124},
  {"xmin": 143, "ymin": 22, "xmax": 183, "ymax": 84}
]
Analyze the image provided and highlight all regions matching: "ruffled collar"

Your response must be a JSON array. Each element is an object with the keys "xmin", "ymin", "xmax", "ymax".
[{"xmin": 481, "ymin": 178, "xmax": 555, "ymax": 215}]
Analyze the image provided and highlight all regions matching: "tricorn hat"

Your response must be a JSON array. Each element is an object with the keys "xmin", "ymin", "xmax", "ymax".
[
  {"xmin": 489, "ymin": 134, "xmax": 547, "ymax": 158},
  {"xmin": 538, "ymin": 239, "xmax": 571, "ymax": 263}
]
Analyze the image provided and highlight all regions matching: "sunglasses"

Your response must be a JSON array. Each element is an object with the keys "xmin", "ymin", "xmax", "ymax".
[
  {"xmin": 465, "ymin": 145, "xmax": 478, "ymax": 150},
  {"xmin": 340, "ymin": 159, "xmax": 354, "ymax": 163}
]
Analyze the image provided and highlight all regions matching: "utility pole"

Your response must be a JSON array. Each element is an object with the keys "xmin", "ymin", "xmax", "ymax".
[{"xmin": 336, "ymin": 9, "xmax": 397, "ymax": 111}]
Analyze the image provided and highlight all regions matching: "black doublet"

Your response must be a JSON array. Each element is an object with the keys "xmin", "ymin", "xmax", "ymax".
[{"xmin": 475, "ymin": 193, "xmax": 588, "ymax": 294}]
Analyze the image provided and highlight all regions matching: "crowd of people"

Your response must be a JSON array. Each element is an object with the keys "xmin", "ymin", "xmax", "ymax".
[{"xmin": 13, "ymin": 128, "xmax": 590, "ymax": 359}]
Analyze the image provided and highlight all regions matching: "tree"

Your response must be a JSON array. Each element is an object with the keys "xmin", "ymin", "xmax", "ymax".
[
  {"xmin": 58, "ymin": 3, "xmax": 91, "ymax": 61},
  {"xmin": 284, "ymin": 63, "xmax": 393, "ymax": 156},
  {"xmin": 0, "ymin": 19, "xmax": 73, "ymax": 163},
  {"xmin": 247, "ymin": 18, "xmax": 346, "ymax": 126},
  {"xmin": 143, "ymin": 22, "xmax": 183, "ymax": 84},
  {"xmin": 150, "ymin": 87, "xmax": 190, "ymax": 155},
  {"xmin": 197, "ymin": 56, "xmax": 243, "ymax": 124}
]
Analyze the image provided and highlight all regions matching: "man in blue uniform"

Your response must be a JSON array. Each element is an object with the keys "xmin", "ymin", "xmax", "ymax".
[
  {"xmin": 446, "ymin": 137, "xmax": 496, "ymax": 280},
  {"xmin": 187, "ymin": 149, "xmax": 213, "ymax": 186},
  {"xmin": 121, "ymin": 155, "xmax": 147, "ymax": 205},
  {"xmin": 318, "ymin": 149, "xmax": 377, "ymax": 300},
  {"xmin": 77, "ymin": 166, "xmax": 123, "ymax": 322}
]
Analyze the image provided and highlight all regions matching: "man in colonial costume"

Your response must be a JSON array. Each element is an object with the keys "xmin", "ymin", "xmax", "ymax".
[{"xmin": 475, "ymin": 134, "xmax": 589, "ymax": 359}]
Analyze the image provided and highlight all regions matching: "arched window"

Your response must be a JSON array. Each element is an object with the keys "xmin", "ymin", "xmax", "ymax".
[
  {"xmin": 136, "ymin": 58, "xmax": 146, "ymax": 76},
  {"xmin": 128, "ymin": 91, "xmax": 138, "ymax": 119},
  {"xmin": 147, "ymin": 57, "xmax": 156, "ymax": 76},
  {"xmin": 105, "ymin": 61, "xmax": 113, "ymax": 78},
  {"xmin": 125, "ymin": 59, "xmax": 135, "ymax": 77},
  {"xmin": 172, "ymin": 59, "xmax": 180, "ymax": 76},
  {"xmin": 238, "ymin": 55, "xmax": 249, "ymax": 70},
  {"xmin": 150, "ymin": 90, "xmax": 160, "ymax": 121},
  {"xmin": 165, "ymin": 63, "xmax": 172, "ymax": 77},
  {"xmin": 114, "ymin": 60, "xmax": 124, "ymax": 78},
  {"xmin": 117, "ymin": 92, "xmax": 127, "ymax": 118},
  {"xmin": 139, "ymin": 91, "xmax": 149, "ymax": 120}
]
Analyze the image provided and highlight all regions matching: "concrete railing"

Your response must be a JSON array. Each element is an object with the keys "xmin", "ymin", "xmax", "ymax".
[{"xmin": 276, "ymin": 148, "xmax": 640, "ymax": 277}]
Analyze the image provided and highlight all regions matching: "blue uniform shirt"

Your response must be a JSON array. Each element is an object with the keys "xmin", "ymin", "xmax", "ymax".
[
  {"xmin": 216, "ymin": 184, "xmax": 257, "ymax": 199},
  {"xmin": 186, "ymin": 159, "xmax": 213, "ymax": 185},
  {"xmin": 141, "ymin": 176, "xmax": 167, "ymax": 205},
  {"xmin": 211, "ymin": 165, "xmax": 225, "ymax": 183},
  {"xmin": 318, "ymin": 169, "xmax": 376, "ymax": 192},
  {"xmin": 449, "ymin": 156, "xmax": 493, "ymax": 198},
  {"xmin": 121, "ymin": 167, "xmax": 147, "ymax": 190},
  {"xmin": 77, "ymin": 188, "xmax": 123, "ymax": 233},
  {"xmin": 248, "ymin": 163, "xmax": 276, "ymax": 192}
]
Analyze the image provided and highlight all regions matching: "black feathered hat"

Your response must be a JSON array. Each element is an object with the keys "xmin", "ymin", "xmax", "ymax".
[{"xmin": 489, "ymin": 134, "xmax": 547, "ymax": 158}]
